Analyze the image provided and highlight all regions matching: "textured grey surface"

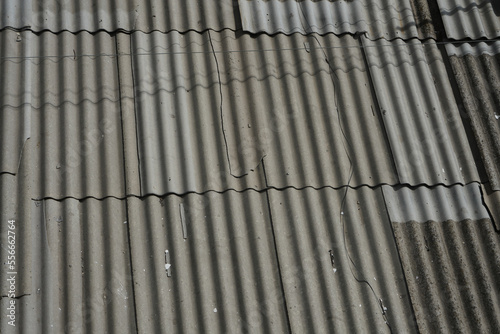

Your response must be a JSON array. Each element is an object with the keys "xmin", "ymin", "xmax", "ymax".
[
  {"xmin": 382, "ymin": 184, "xmax": 490, "ymax": 223},
  {"xmin": 393, "ymin": 219, "xmax": 500, "ymax": 333},
  {"xmin": 30, "ymin": 31, "xmax": 126, "ymax": 200},
  {"xmin": 238, "ymin": 0, "xmax": 426, "ymax": 39},
  {"xmin": 436, "ymin": 0, "xmax": 500, "ymax": 39},
  {"xmin": 267, "ymin": 187, "xmax": 418, "ymax": 333},
  {"xmin": 481, "ymin": 184, "xmax": 500, "ymax": 230},
  {"xmin": 363, "ymin": 37, "xmax": 480, "ymax": 186},
  {"xmin": 1, "ymin": 0, "xmax": 237, "ymax": 33},
  {"xmin": 0, "ymin": 137, "xmax": 32, "ymax": 298},
  {"xmin": 447, "ymin": 45, "xmax": 500, "ymax": 191},
  {"xmin": 2, "ymin": 0, "xmax": 500, "ymax": 331},
  {"xmin": 1, "ymin": 198, "xmax": 136, "ymax": 334},
  {"xmin": 0, "ymin": 30, "xmax": 31, "ymax": 175},
  {"xmin": 0, "ymin": 0, "xmax": 31, "ymax": 29},
  {"xmin": 446, "ymin": 41, "xmax": 500, "ymax": 57},
  {"xmin": 131, "ymin": 30, "xmax": 398, "ymax": 195},
  {"xmin": 127, "ymin": 190, "xmax": 289, "ymax": 333}
]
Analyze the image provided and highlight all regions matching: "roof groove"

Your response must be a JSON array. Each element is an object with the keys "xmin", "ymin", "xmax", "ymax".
[{"xmin": 260, "ymin": 159, "xmax": 293, "ymax": 333}]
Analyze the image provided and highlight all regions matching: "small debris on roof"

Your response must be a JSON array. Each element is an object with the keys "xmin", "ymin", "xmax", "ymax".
[{"xmin": 165, "ymin": 250, "xmax": 171, "ymax": 277}]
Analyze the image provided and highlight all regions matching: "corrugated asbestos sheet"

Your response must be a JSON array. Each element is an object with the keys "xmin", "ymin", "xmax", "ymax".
[
  {"xmin": 131, "ymin": 30, "xmax": 399, "ymax": 195},
  {"xmin": 267, "ymin": 187, "xmax": 417, "ymax": 333},
  {"xmin": 393, "ymin": 219, "xmax": 500, "ymax": 333},
  {"xmin": 0, "ymin": 30, "xmax": 31, "ymax": 175},
  {"xmin": 446, "ymin": 42, "xmax": 500, "ymax": 191},
  {"xmin": 481, "ymin": 184, "xmax": 500, "ymax": 230},
  {"xmin": 1, "ymin": 0, "xmax": 237, "ymax": 33},
  {"xmin": 237, "ymin": 0, "xmax": 433, "ymax": 40},
  {"xmin": 2, "ymin": 0, "xmax": 500, "ymax": 332},
  {"xmin": 0, "ymin": 136, "xmax": 32, "ymax": 299},
  {"xmin": 127, "ymin": 190, "xmax": 289, "ymax": 333},
  {"xmin": 0, "ymin": 1, "xmax": 31, "ymax": 29},
  {"xmin": 435, "ymin": 0, "xmax": 500, "ymax": 39},
  {"xmin": 362, "ymin": 37, "xmax": 480, "ymax": 186},
  {"xmin": 382, "ymin": 183, "xmax": 490, "ymax": 223},
  {"xmin": 385, "ymin": 184, "xmax": 500, "ymax": 333},
  {"xmin": 30, "ymin": 31, "xmax": 127, "ymax": 200},
  {"xmin": 0, "ymin": 198, "xmax": 137, "ymax": 334}
]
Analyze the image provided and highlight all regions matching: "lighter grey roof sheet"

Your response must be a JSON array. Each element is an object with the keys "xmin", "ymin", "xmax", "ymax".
[
  {"xmin": 0, "ymin": 1, "xmax": 31, "ymax": 29},
  {"xmin": 382, "ymin": 183, "xmax": 490, "ymax": 223},
  {"xmin": 237, "ymin": 0, "xmax": 427, "ymax": 40},
  {"xmin": 130, "ymin": 30, "xmax": 399, "ymax": 195},
  {"xmin": 0, "ymin": 30, "xmax": 31, "ymax": 175},
  {"xmin": 362, "ymin": 37, "xmax": 480, "ymax": 186},
  {"xmin": 436, "ymin": 0, "xmax": 500, "ymax": 39},
  {"xmin": 393, "ymin": 218, "xmax": 500, "ymax": 333},
  {"xmin": 267, "ymin": 187, "xmax": 417, "ymax": 333},
  {"xmin": 447, "ymin": 44, "xmax": 500, "ymax": 190},
  {"xmin": 446, "ymin": 41, "xmax": 500, "ymax": 57},
  {"xmin": 1, "ymin": 0, "xmax": 237, "ymax": 33}
]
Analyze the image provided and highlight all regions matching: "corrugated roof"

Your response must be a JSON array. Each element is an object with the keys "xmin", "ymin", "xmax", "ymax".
[
  {"xmin": 267, "ymin": 186, "xmax": 418, "ymax": 333},
  {"xmin": 2, "ymin": 0, "xmax": 500, "ymax": 332},
  {"xmin": 362, "ymin": 37, "xmax": 480, "ymax": 186},
  {"xmin": 0, "ymin": 198, "xmax": 137, "ymax": 334},
  {"xmin": 237, "ymin": 0, "xmax": 434, "ymax": 40},
  {"xmin": 392, "ymin": 218, "xmax": 500, "ymax": 333},
  {"xmin": 0, "ymin": 30, "xmax": 31, "ymax": 175},
  {"xmin": 130, "ymin": 30, "xmax": 399, "ymax": 195},
  {"xmin": 446, "ymin": 40, "xmax": 500, "ymax": 57},
  {"xmin": 382, "ymin": 183, "xmax": 490, "ymax": 223},
  {"xmin": 481, "ymin": 184, "xmax": 500, "ymax": 230},
  {"xmin": 446, "ymin": 42, "xmax": 500, "ymax": 191},
  {"xmin": 0, "ymin": 2, "xmax": 31, "ymax": 30},
  {"xmin": 127, "ymin": 190, "xmax": 289, "ymax": 333},
  {"xmin": 30, "ymin": 31, "xmax": 127, "ymax": 200},
  {"xmin": 436, "ymin": 0, "xmax": 500, "ymax": 39},
  {"xmin": 384, "ymin": 182, "xmax": 500, "ymax": 332},
  {"xmin": 0, "ymin": 161, "xmax": 31, "ymax": 299},
  {"xmin": 1, "ymin": 0, "xmax": 237, "ymax": 33}
]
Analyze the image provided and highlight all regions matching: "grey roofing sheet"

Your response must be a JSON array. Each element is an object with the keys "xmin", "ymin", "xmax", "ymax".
[
  {"xmin": 481, "ymin": 184, "xmax": 500, "ymax": 230},
  {"xmin": 436, "ymin": 0, "xmax": 500, "ymax": 39},
  {"xmin": 382, "ymin": 183, "xmax": 490, "ymax": 223},
  {"xmin": 0, "ymin": 145, "xmax": 32, "ymax": 298},
  {"xmin": 0, "ymin": 1, "xmax": 31, "ymax": 29},
  {"xmin": 267, "ymin": 187, "xmax": 417, "ymax": 333},
  {"xmin": 130, "ymin": 30, "xmax": 398, "ymax": 195},
  {"xmin": 1, "ymin": 0, "xmax": 237, "ymax": 33},
  {"xmin": 446, "ymin": 41, "xmax": 500, "ymax": 57},
  {"xmin": 0, "ymin": 30, "xmax": 31, "ymax": 175},
  {"xmin": 30, "ymin": 31, "xmax": 126, "ymax": 200},
  {"xmin": 0, "ymin": 198, "xmax": 136, "ymax": 334},
  {"xmin": 127, "ymin": 191, "xmax": 289, "ymax": 333},
  {"xmin": 446, "ymin": 43, "xmax": 500, "ymax": 190},
  {"xmin": 237, "ymin": 0, "xmax": 433, "ymax": 40},
  {"xmin": 392, "ymin": 219, "xmax": 500, "ymax": 333},
  {"xmin": 362, "ymin": 37, "xmax": 480, "ymax": 186}
]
